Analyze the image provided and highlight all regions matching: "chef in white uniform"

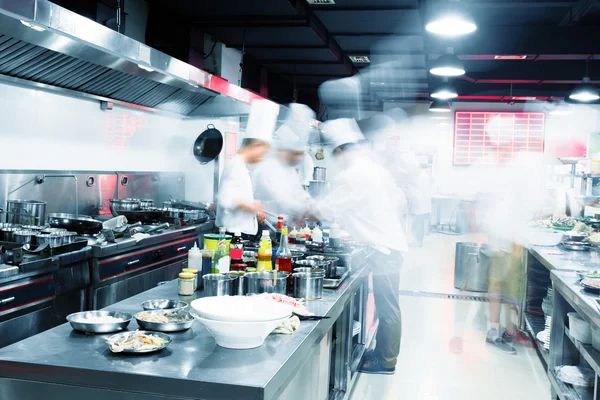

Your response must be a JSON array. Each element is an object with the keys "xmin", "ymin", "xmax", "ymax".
[
  {"xmin": 216, "ymin": 100, "xmax": 279, "ymax": 236},
  {"xmin": 252, "ymin": 103, "xmax": 315, "ymax": 226},
  {"xmin": 316, "ymin": 118, "xmax": 407, "ymax": 375}
]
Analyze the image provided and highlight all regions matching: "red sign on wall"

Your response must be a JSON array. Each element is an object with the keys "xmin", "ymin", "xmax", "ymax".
[{"xmin": 453, "ymin": 112, "xmax": 545, "ymax": 166}]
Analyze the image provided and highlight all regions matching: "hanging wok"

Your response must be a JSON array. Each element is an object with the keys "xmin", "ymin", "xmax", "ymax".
[{"xmin": 193, "ymin": 124, "xmax": 224, "ymax": 164}]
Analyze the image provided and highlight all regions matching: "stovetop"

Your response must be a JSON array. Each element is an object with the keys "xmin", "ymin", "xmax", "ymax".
[{"xmin": 88, "ymin": 220, "xmax": 214, "ymax": 258}]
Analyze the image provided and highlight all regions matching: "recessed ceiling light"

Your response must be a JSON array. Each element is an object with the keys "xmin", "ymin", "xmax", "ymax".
[
  {"xmin": 349, "ymin": 56, "xmax": 370, "ymax": 64},
  {"xmin": 429, "ymin": 100, "xmax": 452, "ymax": 113},
  {"xmin": 494, "ymin": 55, "xmax": 528, "ymax": 60},
  {"xmin": 20, "ymin": 20, "xmax": 45, "ymax": 32},
  {"xmin": 137, "ymin": 64, "xmax": 154, "ymax": 72},
  {"xmin": 430, "ymin": 54, "xmax": 465, "ymax": 77},
  {"xmin": 570, "ymin": 77, "xmax": 599, "ymax": 102}
]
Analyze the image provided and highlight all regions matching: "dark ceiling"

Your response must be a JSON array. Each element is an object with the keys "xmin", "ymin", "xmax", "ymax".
[{"xmin": 79, "ymin": 0, "xmax": 600, "ymax": 111}]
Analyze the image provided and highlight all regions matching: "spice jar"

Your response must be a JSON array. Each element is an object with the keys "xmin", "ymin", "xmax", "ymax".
[
  {"xmin": 182, "ymin": 268, "xmax": 199, "ymax": 290},
  {"xmin": 178, "ymin": 272, "xmax": 196, "ymax": 296}
]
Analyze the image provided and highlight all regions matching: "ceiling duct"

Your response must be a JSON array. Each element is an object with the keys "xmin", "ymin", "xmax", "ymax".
[{"xmin": 0, "ymin": 0, "xmax": 272, "ymax": 117}]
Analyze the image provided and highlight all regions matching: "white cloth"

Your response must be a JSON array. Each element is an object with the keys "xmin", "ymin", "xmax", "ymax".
[
  {"xmin": 245, "ymin": 100, "xmax": 279, "ymax": 143},
  {"xmin": 317, "ymin": 150, "xmax": 408, "ymax": 253},
  {"xmin": 297, "ymin": 153, "xmax": 314, "ymax": 187},
  {"xmin": 320, "ymin": 118, "xmax": 364, "ymax": 150},
  {"xmin": 216, "ymin": 155, "xmax": 258, "ymax": 235},
  {"xmin": 253, "ymin": 157, "xmax": 313, "ymax": 224}
]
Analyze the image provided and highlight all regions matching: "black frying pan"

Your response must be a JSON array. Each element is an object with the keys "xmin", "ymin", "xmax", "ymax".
[
  {"xmin": 117, "ymin": 209, "xmax": 167, "ymax": 224},
  {"xmin": 46, "ymin": 213, "xmax": 103, "ymax": 235},
  {"xmin": 193, "ymin": 124, "xmax": 224, "ymax": 164}
]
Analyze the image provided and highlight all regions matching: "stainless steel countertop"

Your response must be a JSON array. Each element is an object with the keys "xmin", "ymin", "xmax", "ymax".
[
  {"xmin": 551, "ymin": 270, "xmax": 600, "ymax": 329},
  {"xmin": 529, "ymin": 245, "xmax": 600, "ymax": 271},
  {"xmin": 0, "ymin": 264, "xmax": 368, "ymax": 400}
]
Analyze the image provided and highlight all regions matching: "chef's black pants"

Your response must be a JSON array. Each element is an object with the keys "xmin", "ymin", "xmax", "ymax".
[{"xmin": 369, "ymin": 249, "xmax": 403, "ymax": 369}]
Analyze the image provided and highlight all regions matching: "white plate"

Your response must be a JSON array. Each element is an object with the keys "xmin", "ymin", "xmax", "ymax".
[{"xmin": 191, "ymin": 296, "xmax": 293, "ymax": 323}]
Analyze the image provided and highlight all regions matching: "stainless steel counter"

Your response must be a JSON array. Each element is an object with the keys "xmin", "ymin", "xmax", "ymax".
[
  {"xmin": 0, "ymin": 265, "xmax": 369, "ymax": 400},
  {"xmin": 529, "ymin": 245, "xmax": 600, "ymax": 271}
]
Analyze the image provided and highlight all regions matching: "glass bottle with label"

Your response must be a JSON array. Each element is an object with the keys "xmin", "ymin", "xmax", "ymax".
[
  {"xmin": 212, "ymin": 227, "xmax": 231, "ymax": 273},
  {"xmin": 257, "ymin": 230, "xmax": 273, "ymax": 271},
  {"xmin": 275, "ymin": 227, "xmax": 292, "ymax": 274},
  {"xmin": 230, "ymin": 232, "xmax": 245, "ymax": 271}
]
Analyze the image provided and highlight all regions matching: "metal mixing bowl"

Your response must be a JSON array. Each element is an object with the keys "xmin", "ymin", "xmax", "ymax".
[
  {"xmin": 67, "ymin": 311, "xmax": 132, "ymax": 333},
  {"xmin": 141, "ymin": 299, "xmax": 189, "ymax": 311}
]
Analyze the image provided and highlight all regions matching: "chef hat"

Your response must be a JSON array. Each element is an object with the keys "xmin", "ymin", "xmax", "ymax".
[
  {"xmin": 245, "ymin": 100, "xmax": 279, "ymax": 143},
  {"xmin": 282, "ymin": 103, "xmax": 316, "ymax": 142},
  {"xmin": 273, "ymin": 124, "xmax": 307, "ymax": 152},
  {"xmin": 320, "ymin": 118, "xmax": 364, "ymax": 150}
]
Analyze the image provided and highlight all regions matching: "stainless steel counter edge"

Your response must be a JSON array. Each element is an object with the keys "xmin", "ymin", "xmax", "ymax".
[
  {"xmin": 0, "ymin": 265, "xmax": 369, "ymax": 400},
  {"xmin": 529, "ymin": 245, "xmax": 600, "ymax": 272},
  {"xmin": 551, "ymin": 271, "xmax": 600, "ymax": 329}
]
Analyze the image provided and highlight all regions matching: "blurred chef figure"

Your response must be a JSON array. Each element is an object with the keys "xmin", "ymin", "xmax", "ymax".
[
  {"xmin": 216, "ymin": 100, "xmax": 278, "ymax": 237},
  {"xmin": 252, "ymin": 103, "xmax": 315, "ymax": 226},
  {"xmin": 316, "ymin": 118, "xmax": 408, "ymax": 375}
]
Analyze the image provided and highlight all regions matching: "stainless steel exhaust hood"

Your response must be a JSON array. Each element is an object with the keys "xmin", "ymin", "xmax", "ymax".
[{"xmin": 0, "ymin": 0, "xmax": 269, "ymax": 117}]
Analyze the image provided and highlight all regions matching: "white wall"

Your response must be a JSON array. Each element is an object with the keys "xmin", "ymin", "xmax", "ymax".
[{"xmin": 0, "ymin": 82, "xmax": 238, "ymax": 203}]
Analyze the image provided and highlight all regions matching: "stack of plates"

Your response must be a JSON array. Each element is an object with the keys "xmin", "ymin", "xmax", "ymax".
[
  {"xmin": 536, "ymin": 315, "xmax": 552, "ymax": 351},
  {"xmin": 353, "ymin": 320, "xmax": 361, "ymax": 337},
  {"xmin": 190, "ymin": 296, "xmax": 292, "ymax": 349}
]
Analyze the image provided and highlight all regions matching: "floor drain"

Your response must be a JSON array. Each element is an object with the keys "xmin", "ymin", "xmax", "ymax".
[{"xmin": 398, "ymin": 290, "xmax": 489, "ymax": 302}]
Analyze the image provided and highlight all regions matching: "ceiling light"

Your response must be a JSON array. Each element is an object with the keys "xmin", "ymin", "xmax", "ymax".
[
  {"xmin": 137, "ymin": 63, "xmax": 154, "ymax": 72},
  {"xmin": 494, "ymin": 55, "xmax": 528, "ymax": 60},
  {"xmin": 429, "ymin": 100, "xmax": 452, "ymax": 113},
  {"xmin": 570, "ymin": 77, "xmax": 599, "ymax": 102},
  {"xmin": 425, "ymin": 2, "xmax": 476, "ymax": 37},
  {"xmin": 430, "ymin": 54, "xmax": 465, "ymax": 77},
  {"xmin": 20, "ymin": 20, "xmax": 45, "ymax": 32},
  {"xmin": 431, "ymin": 84, "xmax": 458, "ymax": 100}
]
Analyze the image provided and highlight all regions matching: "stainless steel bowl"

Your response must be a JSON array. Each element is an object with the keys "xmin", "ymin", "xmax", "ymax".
[
  {"xmin": 36, "ymin": 233, "xmax": 63, "ymax": 248},
  {"xmin": 134, "ymin": 310, "xmax": 194, "ymax": 332},
  {"xmin": 14, "ymin": 230, "xmax": 37, "ymax": 245},
  {"xmin": 59, "ymin": 231, "xmax": 78, "ymax": 244},
  {"xmin": 41, "ymin": 227, "xmax": 67, "ymax": 235},
  {"xmin": 139, "ymin": 199, "xmax": 154, "ymax": 209},
  {"xmin": 141, "ymin": 299, "xmax": 189, "ymax": 311},
  {"xmin": 243, "ymin": 271, "xmax": 289, "ymax": 295},
  {"xmin": 293, "ymin": 272, "xmax": 324, "ymax": 299},
  {"xmin": 306, "ymin": 256, "xmax": 339, "ymax": 278},
  {"xmin": 67, "ymin": 311, "xmax": 132, "ymax": 333},
  {"xmin": 293, "ymin": 267, "xmax": 326, "ymax": 275},
  {"xmin": 110, "ymin": 199, "xmax": 141, "ymax": 216},
  {"xmin": 203, "ymin": 273, "xmax": 237, "ymax": 297}
]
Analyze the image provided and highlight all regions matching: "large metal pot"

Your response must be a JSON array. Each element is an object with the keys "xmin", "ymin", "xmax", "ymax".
[
  {"xmin": 203, "ymin": 274, "xmax": 237, "ymax": 297},
  {"xmin": 6, "ymin": 200, "xmax": 46, "ymax": 226},
  {"xmin": 453, "ymin": 242, "xmax": 490, "ymax": 292},
  {"xmin": 293, "ymin": 272, "xmax": 324, "ymax": 299},
  {"xmin": 305, "ymin": 256, "xmax": 339, "ymax": 278},
  {"xmin": 0, "ymin": 227, "xmax": 20, "ymax": 242},
  {"xmin": 313, "ymin": 167, "xmax": 327, "ymax": 181},
  {"xmin": 243, "ymin": 271, "xmax": 289, "ymax": 294},
  {"xmin": 308, "ymin": 181, "xmax": 331, "ymax": 199},
  {"xmin": 109, "ymin": 199, "xmax": 141, "ymax": 217}
]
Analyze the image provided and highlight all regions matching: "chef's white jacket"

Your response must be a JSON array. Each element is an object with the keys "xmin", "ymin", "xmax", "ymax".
[
  {"xmin": 317, "ymin": 150, "xmax": 408, "ymax": 253},
  {"xmin": 252, "ymin": 156, "xmax": 313, "ymax": 225},
  {"xmin": 216, "ymin": 155, "xmax": 258, "ymax": 235}
]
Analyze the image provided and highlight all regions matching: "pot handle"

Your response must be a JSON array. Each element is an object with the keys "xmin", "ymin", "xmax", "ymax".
[
  {"xmin": 468, "ymin": 252, "xmax": 480, "ymax": 263},
  {"xmin": 207, "ymin": 124, "xmax": 216, "ymax": 130}
]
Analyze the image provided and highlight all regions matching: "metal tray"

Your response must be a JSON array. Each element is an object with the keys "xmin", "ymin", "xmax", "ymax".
[
  {"xmin": 580, "ymin": 279, "xmax": 600, "ymax": 293},
  {"xmin": 323, "ymin": 267, "xmax": 350, "ymax": 289},
  {"xmin": 67, "ymin": 311, "xmax": 132, "ymax": 333},
  {"xmin": 106, "ymin": 331, "xmax": 171, "ymax": 354},
  {"xmin": 561, "ymin": 242, "xmax": 591, "ymax": 251},
  {"xmin": 135, "ymin": 310, "xmax": 194, "ymax": 332}
]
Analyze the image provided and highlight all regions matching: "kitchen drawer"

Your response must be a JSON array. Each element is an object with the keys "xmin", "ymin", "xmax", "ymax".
[{"xmin": 0, "ymin": 275, "xmax": 56, "ymax": 318}]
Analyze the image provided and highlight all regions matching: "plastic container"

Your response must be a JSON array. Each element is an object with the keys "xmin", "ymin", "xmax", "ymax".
[
  {"xmin": 178, "ymin": 272, "xmax": 196, "ymax": 296},
  {"xmin": 329, "ymin": 223, "xmax": 342, "ymax": 248},
  {"xmin": 204, "ymin": 233, "xmax": 232, "ymax": 251},
  {"xmin": 312, "ymin": 225, "xmax": 323, "ymax": 244},
  {"xmin": 188, "ymin": 243, "xmax": 202, "ymax": 286},
  {"xmin": 257, "ymin": 230, "xmax": 273, "ymax": 271},
  {"xmin": 568, "ymin": 312, "xmax": 592, "ymax": 344}
]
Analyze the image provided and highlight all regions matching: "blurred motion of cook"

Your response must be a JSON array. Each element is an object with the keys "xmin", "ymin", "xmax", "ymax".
[
  {"xmin": 315, "ymin": 118, "xmax": 407, "ymax": 375},
  {"xmin": 252, "ymin": 103, "xmax": 316, "ymax": 227},
  {"xmin": 215, "ymin": 100, "xmax": 278, "ymax": 237}
]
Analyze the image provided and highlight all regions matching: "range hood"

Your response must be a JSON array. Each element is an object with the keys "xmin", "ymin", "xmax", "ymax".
[{"xmin": 0, "ymin": 0, "xmax": 272, "ymax": 117}]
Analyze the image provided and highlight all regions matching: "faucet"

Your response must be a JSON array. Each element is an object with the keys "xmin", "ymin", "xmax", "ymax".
[{"xmin": 36, "ymin": 175, "xmax": 79, "ymax": 217}]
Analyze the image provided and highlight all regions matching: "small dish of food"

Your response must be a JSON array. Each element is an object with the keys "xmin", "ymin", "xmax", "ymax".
[
  {"xmin": 552, "ymin": 215, "xmax": 577, "ymax": 231},
  {"xmin": 135, "ymin": 310, "xmax": 194, "ymax": 332},
  {"xmin": 105, "ymin": 330, "xmax": 171, "ymax": 353},
  {"xmin": 586, "ymin": 232, "xmax": 600, "ymax": 247},
  {"xmin": 581, "ymin": 278, "xmax": 600, "ymax": 293},
  {"xmin": 576, "ymin": 270, "xmax": 600, "ymax": 280},
  {"xmin": 141, "ymin": 299, "xmax": 188, "ymax": 312}
]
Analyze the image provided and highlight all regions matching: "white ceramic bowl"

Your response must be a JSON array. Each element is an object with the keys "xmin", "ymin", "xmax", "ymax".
[
  {"xmin": 190, "ymin": 296, "xmax": 292, "ymax": 323},
  {"xmin": 526, "ymin": 228, "xmax": 563, "ymax": 247},
  {"xmin": 193, "ymin": 314, "xmax": 289, "ymax": 349}
]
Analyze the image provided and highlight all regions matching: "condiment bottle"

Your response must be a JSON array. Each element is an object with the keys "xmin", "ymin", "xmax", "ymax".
[
  {"xmin": 303, "ymin": 224, "xmax": 312, "ymax": 241},
  {"xmin": 178, "ymin": 272, "xmax": 195, "ymax": 296},
  {"xmin": 182, "ymin": 268, "xmax": 199, "ymax": 290},
  {"xmin": 290, "ymin": 227, "xmax": 299, "ymax": 244},
  {"xmin": 275, "ymin": 215, "xmax": 285, "ymax": 245},
  {"xmin": 275, "ymin": 227, "xmax": 292, "ymax": 274},
  {"xmin": 211, "ymin": 227, "xmax": 231, "ymax": 273},
  {"xmin": 312, "ymin": 225, "xmax": 323, "ymax": 244},
  {"xmin": 257, "ymin": 230, "xmax": 273, "ymax": 271},
  {"xmin": 329, "ymin": 222, "xmax": 342, "ymax": 248},
  {"xmin": 188, "ymin": 241, "xmax": 202, "ymax": 271},
  {"xmin": 230, "ymin": 232, "xmax": 244, "ymax": 264}
]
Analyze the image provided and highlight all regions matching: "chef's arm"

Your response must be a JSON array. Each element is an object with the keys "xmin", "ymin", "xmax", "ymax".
[{"xmin": 218, "ymin": 180, "xmax": 261, "ymax": 213}]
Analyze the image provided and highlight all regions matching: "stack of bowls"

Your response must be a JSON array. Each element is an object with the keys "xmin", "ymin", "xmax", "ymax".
[{"xmin": 190, "ymin": 296, "xmax": 292, "ymax": 349}]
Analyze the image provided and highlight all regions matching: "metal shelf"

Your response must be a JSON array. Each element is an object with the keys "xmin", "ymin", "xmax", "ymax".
[
  {"xmin": 565, "ymin": 327, "xmax": 600, "ymax": 377},
  {"xmin": 549, "ymin": 369, "xmax": 593, "ymax": 400},
  {"xmin": 524, "ymin": 312, "xmax": 549, "ymax": 369}
]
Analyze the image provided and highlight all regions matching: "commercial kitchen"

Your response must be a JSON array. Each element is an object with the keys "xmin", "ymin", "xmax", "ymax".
[{"xmin": 0, "ymin": 0, "xmax": 600, "ymax": 400}]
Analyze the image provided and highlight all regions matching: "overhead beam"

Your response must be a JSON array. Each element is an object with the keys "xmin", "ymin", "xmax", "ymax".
[
  {"xmin": 309, "ymin": 5, "xmax": 417, "ymax": 11},
  {"xmin": 259, "ymin": 60, "xmax": 347, "ymax": 65},
  {"xmin": 470, "ymin": 1, "xmax": 574, "ymax": 8},
  {"xmin": 560, "ymin": 0, "xmax": 598, "ymax": 25},
  {"xmin": 331, "ymin": 32, "xmax": 422, "ymax": 37},
  {"xmin": 229, "ymin": 44, "xmax": 327, "ymax": 49}
]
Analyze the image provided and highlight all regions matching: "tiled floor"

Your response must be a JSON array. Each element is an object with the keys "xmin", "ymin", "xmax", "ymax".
[{"xmin": 349, "ymin": 233, "xmax": 551, "ymax": 400}]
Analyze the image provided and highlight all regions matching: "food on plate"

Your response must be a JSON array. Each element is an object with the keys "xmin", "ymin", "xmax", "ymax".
[
  {"xmin": 257, "ymin": 293, "xmax": 312, "ymax": 316},
  {"xmin": 587, "ymin": 232, "xmax": 600, "ymax": 245},
  {"xmin": 568, "ymin": 222, "xmax": 592, "ymax": 235},
  {"xmin": 75, "ymin": 315, "xmax": 126, "ymax": 324},
  {"xmin": 582, "ymin": 278, "xmax": 600, "ymax": 289},
  {"xmin": 552, "ymin": 215, "xmax": 576, "ymax": 228},
  {"xmin": 106, "ymin": 330, "xmax": 168, "ymax": 353},
  {"xmin": 136, "ymin": 311, "xmax": 192, "ymax": 324},
  {"xmin": 577, "ymin": 270, "xmax": 600, "ymax": 280},
  {"xmin": 529, "ymin": 218, "xmax": 552, "ymax": 229}
]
